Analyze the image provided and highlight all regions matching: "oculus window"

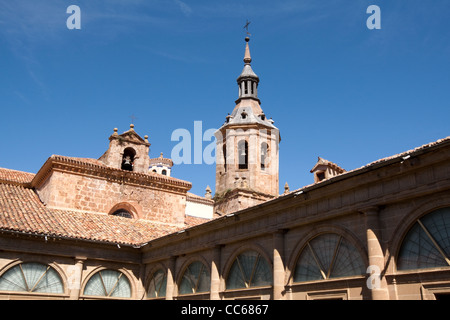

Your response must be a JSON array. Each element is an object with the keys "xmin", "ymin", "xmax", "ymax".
[
  {"xmin": 83, "ymin": 269, "xmax": 131, "ymax": 298},
  {"xmin": 179, "ymin": 261, "xmax": 210, "ymax": 295},
  {"xmin": 294, "ymin": 233, "xmax": 365, "ymax": 283},
  {"xmin": 398, "ymin": 207, "xmax": 450, "ymax": 271},
  {"xmin": 0, "ymin": 262, "xmax": 64, "ymax": 294},
  {"xmin": 226, "ymin": 250, "xmax": 272, "ymax": 290}
]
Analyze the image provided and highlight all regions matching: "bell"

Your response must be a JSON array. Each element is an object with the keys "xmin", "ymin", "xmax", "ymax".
[{"xmin": 122, "ymin": 156, "xmax": 133, "ymax": 171}]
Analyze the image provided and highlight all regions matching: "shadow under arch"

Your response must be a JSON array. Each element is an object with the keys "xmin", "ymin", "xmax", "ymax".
[
  {"xmin": 145, "ymin": 261, "xmax": 169, "ymax": 299},
  {"xmin": 108, "ymin": 202, "xmax": 140, "ymax": 219},
  {"xmin": 175, "ymin": 254, "xmax": 211, "ymax": 297}
]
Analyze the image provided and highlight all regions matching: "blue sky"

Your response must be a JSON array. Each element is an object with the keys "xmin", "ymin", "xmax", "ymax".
[{"xmin": 0, "ymin": 0, "xmax": 449, "ymax": 197}]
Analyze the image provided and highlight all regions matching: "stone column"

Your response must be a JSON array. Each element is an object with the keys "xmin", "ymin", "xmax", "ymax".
[
  {"xmin": 362, "ymin": 206, "xmax": 389, "ymax": 300},
  {"xmin": 273, "ymin": 230, "xmax": 286, "ymax": 300},
  {"xmin": 210, "ymin": 245, "xmax": 222, "ymax": 300},
  {"xmin": 68, "ymin": 257, "xmax": 86, "ymax": 300},
  {"xmin": 137, "ymin": 263, "xmax": 146, "ymax": 299},
  {"xmin": 166, "ymin": 256, "xmax": 177, "ymax": 300}
]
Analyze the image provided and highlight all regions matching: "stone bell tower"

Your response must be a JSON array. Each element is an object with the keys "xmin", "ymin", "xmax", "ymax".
[
  {"xmin": 214, "ymin": 36, "xmax": 280, "ymax": 216},
  {"xmin": 98, "ymin": 124, "xmax": 151, "ymax": 173}
]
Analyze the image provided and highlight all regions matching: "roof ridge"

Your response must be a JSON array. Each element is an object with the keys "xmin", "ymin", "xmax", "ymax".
[{"xmin": 0, "ymin": 167, "xmax": 36, "ymax": 185}]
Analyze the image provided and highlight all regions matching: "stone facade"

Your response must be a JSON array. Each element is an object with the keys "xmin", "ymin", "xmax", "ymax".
[
  {"xmin": 33, "ymin": 154, "xmax": 191, "ymax": 226},
  {"xmin": 0, "ymin": 36, "xmax": 449, "ymax": 301},
  {"xmin": 1, "ymin": 136, "xmax": 449, "ymax": 300}
]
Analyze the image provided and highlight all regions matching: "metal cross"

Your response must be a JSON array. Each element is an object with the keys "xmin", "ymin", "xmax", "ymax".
[
  {"xmin": 130, "ymin": 114, "xmax": 138, "ymax": 124},
  {"xmin": 243, "ymin": 20, "xmax": 251, "ymax": 35}
]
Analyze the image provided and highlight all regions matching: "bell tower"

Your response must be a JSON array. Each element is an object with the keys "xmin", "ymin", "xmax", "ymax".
[
  {"xmin": 98, "ymin": 124, "xmax": 151, "ymax": 173},
  {"xmin": 214, "ymin": 36, "xmax": 280, "ymax": 216}
]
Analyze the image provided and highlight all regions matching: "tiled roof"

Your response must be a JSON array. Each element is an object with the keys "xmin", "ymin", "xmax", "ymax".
[
  {"xmin": 184, "ymin": 215, "xmax": 212, "ymax": 227},
  {"xmin": 2, "ymin": 136, "xmax": 448, "ymax": 246},
  {"xmin": 283, "ymin": 136, "xmax": 450, "ymax": 196},
  {"xmin": 0, "ymin": 182, "xmax": 200, "ymax": 246},
  {"xmin": 353, "ymin": 136, "xmax": 450, "ymax": 170},
  {"xmin": 0, "ymin": 167, "xmax": 35, "ymax": 185}
]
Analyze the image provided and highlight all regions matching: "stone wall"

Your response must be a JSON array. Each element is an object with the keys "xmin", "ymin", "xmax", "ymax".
[
  {"xmin": 36, "ymin": 170, "xmax": 186, "ymax": 225},
  {"xmin": 1, "ymin": 138, "xmax": 449, "ymax": 300},
  {"xmin": 33, "ymin": 156, "xmax": 191, "ymax": 226}
]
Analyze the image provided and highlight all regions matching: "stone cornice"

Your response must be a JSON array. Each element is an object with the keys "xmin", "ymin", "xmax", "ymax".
[
  {"xmin": 186, "ymin": 194, "xmax": 214, "ymax": 206},
  {"xmin": 141, "ymin": 136, "xmax": 450, "ymax": 253},
  {"xmin": 31, "ymin": 155, "xmax": 192, "ymax": 194}
]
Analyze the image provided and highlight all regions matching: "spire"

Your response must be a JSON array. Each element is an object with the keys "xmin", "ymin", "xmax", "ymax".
[
  {"xmin": 244, "ymin": 37, "xmax": 252, "ymax": 63},
  {"xmin": 236, "ymin": 36, "xmax": 259, "ymax": 103}
]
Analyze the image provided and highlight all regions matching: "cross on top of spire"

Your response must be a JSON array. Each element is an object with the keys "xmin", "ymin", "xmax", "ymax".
[{"xmin": 243, "ymin": 19, "xmax": 251, "ymax": 36}]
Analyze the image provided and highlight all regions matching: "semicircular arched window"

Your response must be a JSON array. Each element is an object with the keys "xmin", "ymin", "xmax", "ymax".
[
  {"xmin": 226, "ymin": 250, "xmax": 272, "ymax": 290},
  {"xmin": 238, "ymin": 140, "xmax": 248, "ymax": 170},
  {"xmin": 179, "ymin": 261, "xmax": 210, "ymax": 295},
  {"xmin": 398, "ymin": 207, "xmax": 450, "ymax": 271},
  {"xmin": 83, "ymin": 269, "xmax": 131, "ymax": 298},
  {"xmin": 147, "ymin": 269, "xmax": 167, "ymax": 299},
  {"xmin": 111, "ymin": 209, "xmax": 133, "ymax": 219},
  {"xmin": 294, "ymin": 233, "xmax": 365, "ymax": 283},
  {"xmin": 0, "ymin": 262, "xmax": 64, "ymax": 294}
]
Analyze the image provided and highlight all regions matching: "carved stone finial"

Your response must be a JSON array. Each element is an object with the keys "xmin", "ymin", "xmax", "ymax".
[
  {"xmin": 205, "ymin": 185, "xmax": 212, "ymax": 199},
  {"xmin": 284, "ymin": 182, "xmax": 290, "ymax": 194}
]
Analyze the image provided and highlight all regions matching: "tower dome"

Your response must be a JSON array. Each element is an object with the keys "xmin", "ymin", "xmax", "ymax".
[
  {"xmin": 149, "ymin": 153, "xmax": 173, "ymax": 176},
  {"xmin": 236, "ymin": 37, "xmax": 260, "ymax": 103}
]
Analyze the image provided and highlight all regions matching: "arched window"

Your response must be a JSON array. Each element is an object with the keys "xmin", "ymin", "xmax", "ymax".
[
  {"xmin": 223, "ymin": 145, "xmax": 227, "ymax": 172},
  {"xmin": 0, "ymin": 262, "xmax": 64, "ymax": 294},
  {"xmin": 162, "ymin": 169, "xmax": 167, "ymax": 175},
  {"xmin": 111, "ymin": 209, "xmax": 133, "ymax": 219},
  {"xmin": 179, "ymin": 261, "xmax": 210, "ymax": 295},
  {"xmin": 147, "ymin": 269, "xmax": 167, "ymax": 299},
  {"xmin": 83, "ymin": 269, "xmax": 131, "ymax": 298},
  {"xmin": 238, "ymin": 140, "xmax": 248, "ymax": 170},
  {"xmin": 226, "ymin": 250, "xmax": 272, "ymax": 290},
  {"xmin": 398, "ymin": 207, "xmax": 450, "ymax": 271},
  {"xmin": 121, "ymin": 147, "xmax": 136, "ymax": 171},
  {"xmin": 293, "ymin": 233, "xmax": 365, "ymax": 283},
  {"xmin": 261, "ymin": 142, "xmax": 269, "ymax": 170}
]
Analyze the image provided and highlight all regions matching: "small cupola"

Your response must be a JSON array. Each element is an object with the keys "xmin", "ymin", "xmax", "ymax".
[
  {"xmin": 149, "ymin": 152, "xmax": 174, "ymax": 176},
  {"xmin": 310, "ymin": 157, "xmax": 346, "ymax": 183},
  {"xmin": 236, "ymin": 37, "xmax": 260, "ymax": 103}
]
